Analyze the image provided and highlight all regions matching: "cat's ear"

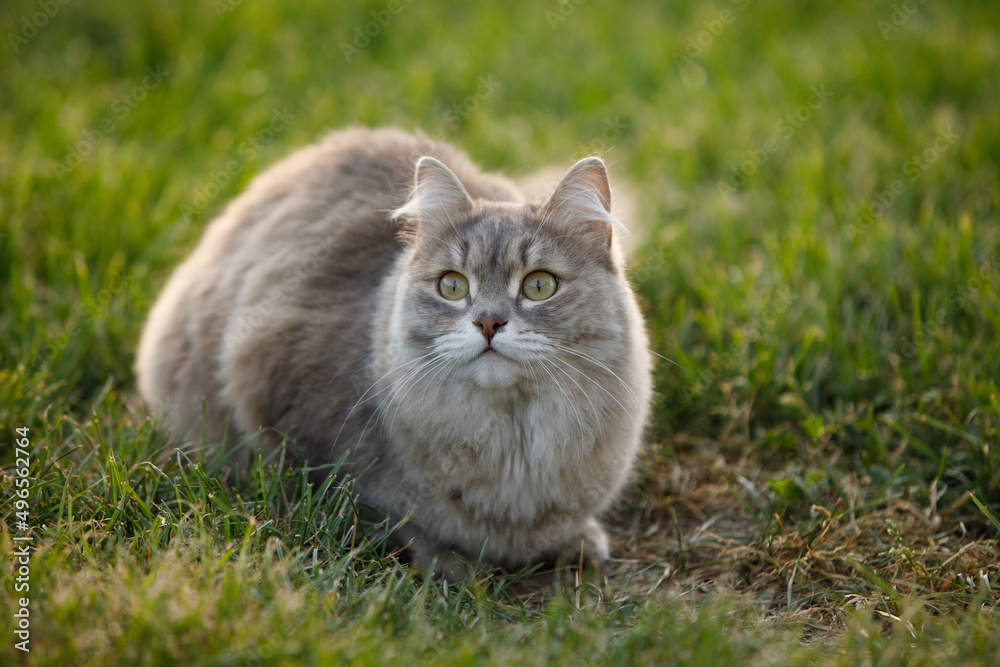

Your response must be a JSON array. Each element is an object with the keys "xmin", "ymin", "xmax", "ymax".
[
  {"xmin": 393, "ymin": 156, "xmax": 474, "ymax": 231},
  {"xmin": 542, "ymin": 157, "xmax": 615, "ymax": 250}
]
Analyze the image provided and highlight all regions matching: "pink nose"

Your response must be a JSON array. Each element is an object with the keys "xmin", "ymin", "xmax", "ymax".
[{"xmin": 473, "ymin": 315, "xmax": 506, "ymax": 344}]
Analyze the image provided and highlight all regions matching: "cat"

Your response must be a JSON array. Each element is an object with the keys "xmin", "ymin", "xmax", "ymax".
[{"xmin": 136, "ymin": 127, "xmax": 652, "ymax": 577}]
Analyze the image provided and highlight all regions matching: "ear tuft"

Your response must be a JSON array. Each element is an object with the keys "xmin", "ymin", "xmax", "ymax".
[
  {"xmin": 393, "ymin": 156, "xmax": 474, "ymax": 231},
  {"xmin": 543, "ymin": 157, "xmax": 616, "ymax": 250}
]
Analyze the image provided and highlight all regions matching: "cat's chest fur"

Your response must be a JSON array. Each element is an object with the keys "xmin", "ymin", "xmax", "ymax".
[
  {"xmin": 390, "ymin": 389, "xmax": 599, "ymax": 524},
  {"xmin": 377, "ymin": 384, "xmax": 626, "ymax": 567}
]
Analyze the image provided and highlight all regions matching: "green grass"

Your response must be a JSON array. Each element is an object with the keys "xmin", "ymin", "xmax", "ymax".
[{"xmin": 2, "ymin": 0, "xmax": 1000, "ymax": 664}]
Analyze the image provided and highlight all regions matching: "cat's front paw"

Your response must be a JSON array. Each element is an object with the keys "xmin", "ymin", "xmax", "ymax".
[
  {"xmin": 563, "ymin": 517, "xmax": 610, "ymax": 567},
  {"xmin": 412, "ymin": 547, "xmax": 471, "ymax": 582},
  {"xmin": 403, "ymin": 533, "xmax": 472, "ymax": 582}
]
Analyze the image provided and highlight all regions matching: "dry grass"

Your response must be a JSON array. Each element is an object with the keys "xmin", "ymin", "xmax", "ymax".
[{"xmin": 605, "ymin": 434, "xmax": 1000, "ymax": 632}]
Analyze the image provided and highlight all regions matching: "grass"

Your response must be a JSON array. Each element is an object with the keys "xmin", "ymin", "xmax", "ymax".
[{"xmin": 2, "ymin": 0, "xmax": 999, "ymax": 663}]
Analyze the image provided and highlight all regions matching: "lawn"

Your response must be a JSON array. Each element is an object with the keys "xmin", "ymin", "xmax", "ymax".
[{"xmin": 2, "ymin": 0, "xmax": 1000, "ymax": 664}]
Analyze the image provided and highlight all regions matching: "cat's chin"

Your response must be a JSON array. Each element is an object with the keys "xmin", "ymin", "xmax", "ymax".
[{"xmin": 469, "ymin": 350, "xmax": 521, "ymax": 389}]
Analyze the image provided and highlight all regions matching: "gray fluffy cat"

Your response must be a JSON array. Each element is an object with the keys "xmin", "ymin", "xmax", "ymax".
[{"xmin": 136, "ymin": 128, "xmax": 652, "ymax": 576}]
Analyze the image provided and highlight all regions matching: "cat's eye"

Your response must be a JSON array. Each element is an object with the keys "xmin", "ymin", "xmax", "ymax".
[
  {"xmin": 438, "ymin": 271, "xmax": 469, "ymax": 300},
  {"xmin": 522, "ymin": 271, "xmax": 558, "ymax": 301}
]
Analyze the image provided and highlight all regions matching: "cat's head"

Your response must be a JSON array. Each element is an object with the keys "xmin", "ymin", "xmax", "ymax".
[{"xmin": 388, "ymin": 156, "xmax": 637, "ymax": 392}]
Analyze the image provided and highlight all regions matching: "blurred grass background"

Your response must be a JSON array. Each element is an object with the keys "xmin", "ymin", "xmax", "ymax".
[{"xmin": 2, "ymin": 0, "xmax": 1000, "ymax": 664}]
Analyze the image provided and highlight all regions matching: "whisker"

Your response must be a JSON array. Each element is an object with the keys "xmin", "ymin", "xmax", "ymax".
[
  {"xmin": 385, "ymin": 356, "xmax": 460, "ymax": 438},
  {"xmin": 538, "ymin": 354, "xmax": 603, "ymax": 429},
  {"xmin": 546, "ymin": 349, "xmax": 636, "ymax": 417},
  {"xmin": 531, "ymin": 355, "xmax": 588, "ymax": 447},
  {"xmin": 533, "ymin": 358, "xmax": 592, "ymax": 485},
  {"xmin": 333, "ymin": 350, "xmax": 437, "ymax": 449},
  {"xmin": 546, "ymin": 332, "xmax": 682, "ymax": 370},
  {"xmin": 359, "ymin": 355, "xmax": 448, "ymax": 450},
  {"xmin": 548, "ymin": 343, "xmax": 640, "ymax": 405},
  {"xmin": 644, "ymin": 346, "xmax": 682, "ymax": 368},
  {"xmin": 383, "ymin": 354, "xmax": 456, "ymax": 436}
]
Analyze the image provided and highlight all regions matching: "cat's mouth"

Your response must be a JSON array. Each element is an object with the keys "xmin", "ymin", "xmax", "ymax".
[
  {"xmin": 478, "ymin": 345, "xmax": 507, "ymax": 359},
  {"xmin": 469, "ymin": 345, "xmax": 519, "ymax": 389}
]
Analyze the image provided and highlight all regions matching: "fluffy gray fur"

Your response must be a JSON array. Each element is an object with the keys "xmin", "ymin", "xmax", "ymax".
[{"xmin": 136, "ymin": 127, "xmax": 652, "ymax": 576}]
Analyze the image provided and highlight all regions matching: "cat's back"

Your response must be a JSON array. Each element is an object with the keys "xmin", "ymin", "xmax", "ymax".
[
  {"xmin": 164, "ymin": 127, "xmax": 522, "ymax": 296},
  {"xmin": 193, "ymin": 127, "xmax": 507, "ymax": 270},
  {"xmin": 136, "ymin": 127, "xmax": 520, "ymax": 452}
]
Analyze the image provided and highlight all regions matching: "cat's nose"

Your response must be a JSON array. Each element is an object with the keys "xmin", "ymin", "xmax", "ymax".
[{"xmin": 473, "ymin": 315, "xmax": 507, "ymax": 344}]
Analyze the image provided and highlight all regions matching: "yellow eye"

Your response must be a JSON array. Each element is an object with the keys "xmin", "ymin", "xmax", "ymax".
[
  {"xmin": 438, "ymin": 271, "xmax": 469, "ymax": 300},
  {"xmin": 522, "ymin": 271, "xmax": 558, "ymax": 301}
]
